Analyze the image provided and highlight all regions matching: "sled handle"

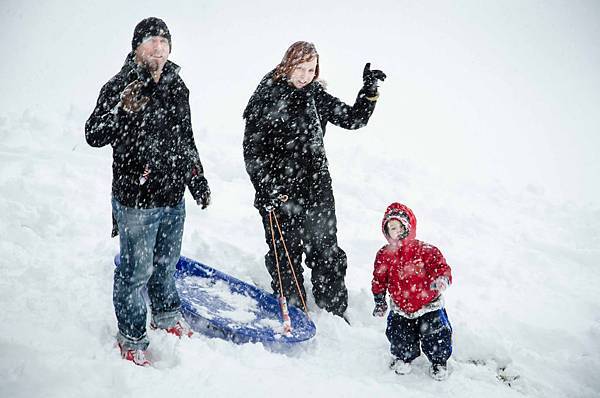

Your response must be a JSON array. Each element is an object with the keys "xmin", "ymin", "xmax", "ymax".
[
  {"xmin": 268, "ymin": 211, "xmax": 294, "ymax": 333},
  {"xmin": 268, "ymin": 211, "xmax": 286, "ymax": 301},
  {"xmin": 270, "ymin": 210, "xmax": 310, "ymax": 318}
]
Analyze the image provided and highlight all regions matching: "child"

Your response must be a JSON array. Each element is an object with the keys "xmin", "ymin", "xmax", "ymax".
[{"xmin": 372, "ymin": 202, "xmax": 453, "ymax": 381}]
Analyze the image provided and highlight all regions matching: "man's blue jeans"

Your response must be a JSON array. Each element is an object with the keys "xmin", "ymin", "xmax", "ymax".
[{"xmin": 111, "ymin": 197, "xmax": 185, "ymax": 350}]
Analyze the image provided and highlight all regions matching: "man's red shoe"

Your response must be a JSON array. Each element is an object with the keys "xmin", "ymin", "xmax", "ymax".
[
  {"xmin": 118, "ymin": 343, "xmax": 151, "ymax": 367},
  {"xmin": 151, "ymin": 318, "xmax": 193, "ymax": 338},
  {"xmin": 165, "ymin": 319, "xmax": 193, "ymax": 338}
]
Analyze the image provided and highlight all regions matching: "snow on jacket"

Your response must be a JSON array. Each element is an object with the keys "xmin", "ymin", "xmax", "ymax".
[
  {"xmin": 372, "ymin": 202, "xmax": 452, "ymax": 316},
  {"xmin": 242, "ymin": 70, "xmax": 377, "ymax": 208},
  {"xmin": 85, "ymin": 54, "xmax": 208, "ymax": 208}
]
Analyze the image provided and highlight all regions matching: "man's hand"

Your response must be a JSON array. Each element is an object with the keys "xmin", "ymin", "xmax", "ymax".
[
  {"xmin": 189, "ymin": 173, "xmax": 211, "ymax": 209},
  {"xmin": 196, "ymin": 190, "xmax": 211, "ymax": 209},
  {"xmin": 121, "ymin": 81, "xmax": 149, "ymax": 113}
]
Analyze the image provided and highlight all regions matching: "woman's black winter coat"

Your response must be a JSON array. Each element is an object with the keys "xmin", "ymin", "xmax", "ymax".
[{"xmin": 243, "ymin": 70, "xmax": 377, "ymax": 209}]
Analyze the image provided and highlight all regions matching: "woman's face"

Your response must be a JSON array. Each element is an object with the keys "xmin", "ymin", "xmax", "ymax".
[{"xmin": 288, "ymin": 57, "xmax": 318, "ymax": 89}]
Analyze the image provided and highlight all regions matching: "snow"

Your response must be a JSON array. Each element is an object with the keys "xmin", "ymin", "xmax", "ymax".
[
  {"xmin": 180, "ymin": 277, "xmax": 259, "ymax": 324},
  {"xmin": 1, "ymin": 0, "xmax": 600, "ymax": 397}
]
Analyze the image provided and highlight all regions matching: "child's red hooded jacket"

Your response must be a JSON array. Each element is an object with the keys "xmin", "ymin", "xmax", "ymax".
[{"xmin": 372, "ymin": 202, "xmax": 452, "ymax": 315}]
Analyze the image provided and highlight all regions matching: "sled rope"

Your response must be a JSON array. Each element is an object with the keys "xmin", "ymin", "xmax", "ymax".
[
  {"xmin": 268, "ymin": 211, "xmax": 285, "ymax": 300},
  {"xmin": 271, "ymin": 210, "xmax": 310, "ymax": 317},
  {"xmin": 268, "ymin": 211, "xmax": 293, "ymax": 335}
]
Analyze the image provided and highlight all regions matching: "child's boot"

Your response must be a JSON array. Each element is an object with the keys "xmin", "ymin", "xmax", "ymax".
[
  {"xmin": 390, "ymin": 357, "xmax": 412, "ymax": 375},
  {"xmin": 429, "ymin": 362, "xmax": 448, "ymax": 381}
]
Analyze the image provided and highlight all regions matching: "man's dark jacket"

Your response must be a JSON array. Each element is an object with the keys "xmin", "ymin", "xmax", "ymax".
[
  {"xmin": 243, "ymin": 70, "xmax": 377, "ymax": 209},
  {"xmin": 86, "ymin": 54, "xmax": 208, "ymax": 209}
]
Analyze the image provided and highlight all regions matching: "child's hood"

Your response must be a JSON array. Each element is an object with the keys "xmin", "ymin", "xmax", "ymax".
[{"xmin": 381, "ymin": 202, "xmax": 417, "ymax": 243}]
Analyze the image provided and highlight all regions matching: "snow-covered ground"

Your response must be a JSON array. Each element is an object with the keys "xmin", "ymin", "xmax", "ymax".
[{"xmin": 1, "ymin": 1, "xmax": 599, "ymax": 397}]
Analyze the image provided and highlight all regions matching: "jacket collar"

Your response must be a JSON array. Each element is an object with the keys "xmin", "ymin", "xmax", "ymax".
[{"xmin": 121, "ymin": 52, "xmax": 180, "ymax": 86}]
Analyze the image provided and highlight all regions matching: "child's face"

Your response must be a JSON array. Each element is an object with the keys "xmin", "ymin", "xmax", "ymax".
[{"xmin": 386, "ymin": 219, "xmax": 406, "ymax": 241}]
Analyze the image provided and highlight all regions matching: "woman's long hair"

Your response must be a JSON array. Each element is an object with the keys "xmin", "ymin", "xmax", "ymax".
[{"xmin": 273, "ymin": 41, "xmax": 320, "ymax": 81}]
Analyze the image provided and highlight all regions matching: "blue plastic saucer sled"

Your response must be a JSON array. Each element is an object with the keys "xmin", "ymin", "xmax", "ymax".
[{"xmin": 114, "ymin": 255, "xmax": 316, "ymax": 346}]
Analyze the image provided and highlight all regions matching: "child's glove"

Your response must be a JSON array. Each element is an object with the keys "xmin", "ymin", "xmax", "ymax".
[
  {"xmin": 430, "ymin": 276, "xmax": 449, "ymax": 292},
  {"xmin": 372, "ymin": 293, "xmax": 388, "ymax": 317}
]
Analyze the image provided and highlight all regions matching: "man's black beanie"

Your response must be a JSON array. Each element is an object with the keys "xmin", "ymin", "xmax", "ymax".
[{"xmin": 131, "ymin": 17, "xmax": 172, "ymax": 52}]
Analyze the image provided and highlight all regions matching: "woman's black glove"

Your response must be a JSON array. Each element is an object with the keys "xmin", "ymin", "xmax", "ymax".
[
  {"xmin": 264, "ymin": 185, "xmax": 289, "ymax": 212},
  {"xmin": 363, "ymin": 63, "xmax": 387, "ymax": 97}
]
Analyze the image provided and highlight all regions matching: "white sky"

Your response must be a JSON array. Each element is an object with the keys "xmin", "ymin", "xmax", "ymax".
[{"xmin": 1, "ymin": 0, "xmax": 599, "ymax": 203}]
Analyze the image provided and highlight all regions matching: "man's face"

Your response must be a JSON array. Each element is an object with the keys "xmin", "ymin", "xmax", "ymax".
[
  {"xmin": 135, "ymin": 36, "xmax": 170, "ymax": 72},
  {"xmin": 288, "ymin": 57, "xmax": 317, "ymax": 89}
]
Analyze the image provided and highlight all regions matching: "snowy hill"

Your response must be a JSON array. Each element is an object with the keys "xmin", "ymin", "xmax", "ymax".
[{"xmin": 1, "ymin": 1, "xmax": 599, "ymax": 397}]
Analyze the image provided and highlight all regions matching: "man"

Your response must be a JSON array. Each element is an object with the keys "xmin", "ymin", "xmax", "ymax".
[{"xmin": 85, "ymin": 17, "xmax": 210, "ymax": 366}]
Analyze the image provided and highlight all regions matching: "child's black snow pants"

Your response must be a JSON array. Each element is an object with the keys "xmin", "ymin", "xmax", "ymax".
[{"xmin": 386, "ymin": 309, "xmax": 453, "ymax": 365}]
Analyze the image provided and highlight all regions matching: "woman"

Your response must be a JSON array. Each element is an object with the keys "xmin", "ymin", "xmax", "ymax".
[{"xmin": 243, "ymin": 41, "xmax": 385, "ymax": 318}]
